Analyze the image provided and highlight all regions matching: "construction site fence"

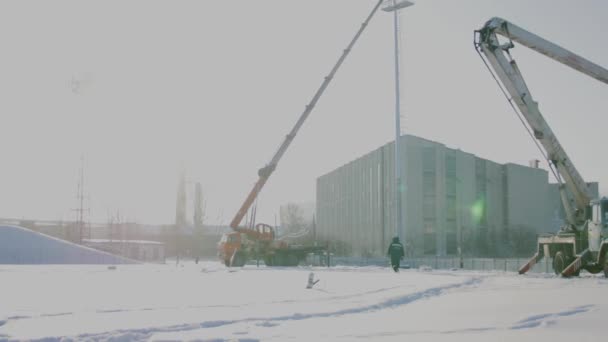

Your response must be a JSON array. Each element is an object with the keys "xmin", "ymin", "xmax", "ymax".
[{"xmin": 320, "ymin": 256, "xmax": 554, "ymax": 274}]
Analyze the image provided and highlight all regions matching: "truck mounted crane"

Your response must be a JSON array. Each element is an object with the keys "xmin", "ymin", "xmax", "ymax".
[
  {"xmin": 475, "ymin": 17, "xmax": 608, "ymax": 277},
  {"xmin": 218, "ymin": 0, "xmax": 388, "ymax": 267}
]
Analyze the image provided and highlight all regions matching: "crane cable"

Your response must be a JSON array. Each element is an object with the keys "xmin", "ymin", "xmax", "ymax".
[{"xmin": 473, "ymin": 34, "xmax": 560, "ymax": 182}]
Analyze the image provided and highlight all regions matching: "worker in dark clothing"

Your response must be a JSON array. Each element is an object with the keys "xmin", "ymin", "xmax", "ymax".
[{"xmin": 387, "ymin": 236, "xmax": 405, "ymax": 272}]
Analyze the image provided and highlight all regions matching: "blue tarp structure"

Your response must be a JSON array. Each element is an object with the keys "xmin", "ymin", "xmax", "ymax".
[{"xmin": 0, "ymin": 225, "xmax": 137, "ymax": 264}]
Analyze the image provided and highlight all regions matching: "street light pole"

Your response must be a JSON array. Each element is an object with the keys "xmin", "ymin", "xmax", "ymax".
[
  {"xmin": 383, "ymin": 0, "xmax": 414, "ymax": 244},
  {"xmin": 456, "ymin": 177, "xmax": 463, "ymax": 268}
]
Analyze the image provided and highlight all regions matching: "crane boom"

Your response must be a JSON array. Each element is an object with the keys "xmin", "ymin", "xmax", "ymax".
[
  {"xmin": 475, "ymin": 17, "xmax": 608, "ymax": 227},
  {"xmin": 482, "ymin": 18, "xmax": 608, "ymax": 84},
  {"xmin": 229, "ymin": 0, "xmax": 386, "ymax": 230}
]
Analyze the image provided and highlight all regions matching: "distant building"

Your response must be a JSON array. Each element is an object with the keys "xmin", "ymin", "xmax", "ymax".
[
  {"xmin": 0, "ymin": 226, "xmax": 136, "ymax": 264},
  {"xmin": 315, "ymin": 135, "xmax": 599, "ymax": 258},
  {"xmin": 83, "ymin": 239, "xmax": 165, "ymax": 263},
  {"xmin": 0, "ymin": 217, "xmax": 231, "ymax": 260}
]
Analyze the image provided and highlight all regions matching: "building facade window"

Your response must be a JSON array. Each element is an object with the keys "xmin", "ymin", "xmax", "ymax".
[
  {"xmin": 422, "ymin": 147, "xmax": 436, "ymax": 255},
  {"xmin": 445, "ymin": 153, "xmax": 457, "ymax": 254},
  {"xmin": 475, "ymin": 158, "xmax": 487, "ymax": 227}
]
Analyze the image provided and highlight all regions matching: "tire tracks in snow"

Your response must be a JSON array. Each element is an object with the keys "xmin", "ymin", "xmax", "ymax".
[
  {"xmin": 510, "ymin": 304, "xmax": 594, "ymax": 330},
  {"xmin": 350, "ymin": 304, "xmax": 595, "ymax": 338},
  {"xmin": 64, "ymin": 275, "xmax": 483, "ymax": 342},
  {"xmin": 5, "ymin": 284, "xmax": 408, "ymax": 328}
]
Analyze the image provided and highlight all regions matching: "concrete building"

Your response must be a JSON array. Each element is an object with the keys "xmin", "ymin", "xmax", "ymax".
[{"xmin": 315, "ymin": 135, "xmax": 598, "ymax": 258}]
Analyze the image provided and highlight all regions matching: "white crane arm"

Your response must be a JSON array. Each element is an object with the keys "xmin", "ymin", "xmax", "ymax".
[
  {"xmin": 482, "ymin": 18, "xmax": 608, "ymax": 84},
  {"xmin": 475, "ymin": 17, "xmax": 608, "ymax": 226}
]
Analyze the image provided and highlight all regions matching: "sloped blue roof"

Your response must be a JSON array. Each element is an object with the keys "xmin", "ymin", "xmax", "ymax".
[{"xmin": 0, "ymin": 225, "xmax": 137, "ymax": 264}]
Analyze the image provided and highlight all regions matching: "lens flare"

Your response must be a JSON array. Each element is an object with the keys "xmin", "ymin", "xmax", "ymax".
[{"xmin": 471, "ymin": 199, "xmax": 485, "ymax": 223}]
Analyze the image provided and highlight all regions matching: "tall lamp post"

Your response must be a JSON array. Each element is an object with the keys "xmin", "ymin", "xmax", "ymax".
[{"xmin": 383, "ymin": 0, "xmax": 414, "ymax": 244}]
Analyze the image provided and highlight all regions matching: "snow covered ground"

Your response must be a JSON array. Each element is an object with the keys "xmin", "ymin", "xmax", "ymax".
[{"xmin": 0, "ymin": 262, "xmax": 606, "ymax": 341}]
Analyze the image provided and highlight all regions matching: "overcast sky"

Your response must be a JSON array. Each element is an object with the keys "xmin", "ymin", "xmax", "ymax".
[{"xmin": 0, "ymin": 0, "xmax": 606, "ymax": 225}]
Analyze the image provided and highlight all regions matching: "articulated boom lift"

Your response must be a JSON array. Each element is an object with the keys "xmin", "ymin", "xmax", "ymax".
[{"xmin": 475, "ymin": 17, "xmax": 608, "ymax": 276}]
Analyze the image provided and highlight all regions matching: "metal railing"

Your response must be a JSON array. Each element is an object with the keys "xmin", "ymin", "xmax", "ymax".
[{"xmin": 321, "ymin": 256, "xmax": 555, "ymax": 274}]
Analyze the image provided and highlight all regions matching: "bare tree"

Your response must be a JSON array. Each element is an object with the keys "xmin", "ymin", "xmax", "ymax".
[
  {"xmin": 283, "ymin": 203, "xmax": 305, "ymax": 233},
  {"xmin": 280, "ymin": 203, "xmax": 315, "ymax": 243}
]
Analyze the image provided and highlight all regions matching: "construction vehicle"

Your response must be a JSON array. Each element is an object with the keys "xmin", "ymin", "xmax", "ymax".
[
  {"xmin": 218, "ymin": 0, "xmax": 389, "ymax": 267},
  {"xmin": 475, "ymin": 17, "xmax": 608, "ymax": 277}
]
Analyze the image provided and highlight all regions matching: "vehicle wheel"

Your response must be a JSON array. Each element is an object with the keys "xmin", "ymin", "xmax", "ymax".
[
  {"xmin": 231, "ymin": 251, "xmax": 246, "ymax": 267},
  {"xmin": 286, "ymin": 254, "xmax": 299, "ymax": 266},
  {"xmin": 553, "ymin": 251, "xmax": 566, "ymax": 275},
  {"xmin": 263, "ymin": 256, "xmax": 274, "ymax": 267},
  {"xmin": 274, "ymin": 253, "xmax": 289, "ymax": 266},
  {"xmin": 604, "ymin": 263, "xmax": 608, "ymax": 278}
]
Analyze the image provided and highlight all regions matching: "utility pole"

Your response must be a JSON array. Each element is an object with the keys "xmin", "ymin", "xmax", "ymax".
[
  {"xmin": 69, "ymin": 74, "xmax": 93, "ymax": 244},
  {"xmin": 193, "ymin": 182, "xmax": 205, "ymax": 261},
  {"xmin": 72, "ymin": 155, "xmax": 87, "ymax": 244},
  {"xmin": 175, "ymin": 170, "xmax": 187, "ymax": 265}
]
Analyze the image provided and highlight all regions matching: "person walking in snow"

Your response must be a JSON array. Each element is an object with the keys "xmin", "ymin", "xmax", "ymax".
[{"xmin": 387, "ymin": 236, "xmax": 405, "ymax": 272}]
